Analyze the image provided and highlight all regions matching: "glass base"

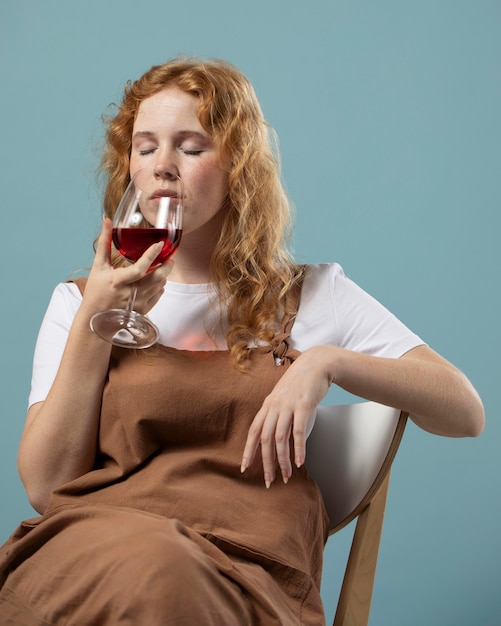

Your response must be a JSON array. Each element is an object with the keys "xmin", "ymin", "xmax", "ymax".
[{"xmin": 90, "ymin": 308, "xmax": 159, "ymax": 349}]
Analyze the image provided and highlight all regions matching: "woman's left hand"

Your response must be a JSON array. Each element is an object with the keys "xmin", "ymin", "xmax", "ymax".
[{"xmin": 240, "ymin": 346, "xmax": 334, "ymax": 488}]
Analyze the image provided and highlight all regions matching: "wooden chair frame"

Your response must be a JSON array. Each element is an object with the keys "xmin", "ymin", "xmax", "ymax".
[{"xmin": 306, "ymin": 402, "xmax": 408, "ymax": 626}]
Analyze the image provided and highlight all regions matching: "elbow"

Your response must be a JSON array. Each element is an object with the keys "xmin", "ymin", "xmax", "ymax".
[
  {"xmin": 448, "ymin": 378, "xmax": 485, "ymax": 438},
  {"xmin": 465, "ymin": 394, "xmax": 485, "ymax": 438},
  {"xmin": 18, "ymin": 460, "xmax": 51, "ymax": 515},
  {"xmin": 20, "ymin": 478, "xmax": 51, "ymax": 515},
  {"xmin": 439, "ymin": 367, "xmax": 486, "ymax": 438},
  {"xmin": 28, "ymin": 492, "xmax": 50, "ymax": 516},
  {"xmin": 411, "ymin": 373, "xmax": 485, "ymax": 439},
  {"xmin": 19, "ymin": 473, "xmax": 51, "ymax": 514},
  {"xmin": 460, "ymin": 373, "xmax": 485, "ymax": 438}
]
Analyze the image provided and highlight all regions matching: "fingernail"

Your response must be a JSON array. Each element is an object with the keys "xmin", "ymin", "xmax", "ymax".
[
  {"xmin": 240, "ymin": 458, "xmax": 247, "ymax": 473},
  {"xmin": 265, "ymin": 480, "xmax": 271, "ymax": 489},
  {"xmin": 282, "ymin": 475, "xmax": 289, "ymax": 485}
]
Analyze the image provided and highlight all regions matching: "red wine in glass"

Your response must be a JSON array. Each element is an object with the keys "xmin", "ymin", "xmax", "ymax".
[{"xmin": 113, "ymin": 227, "xmax": 182, "ymax": 266}]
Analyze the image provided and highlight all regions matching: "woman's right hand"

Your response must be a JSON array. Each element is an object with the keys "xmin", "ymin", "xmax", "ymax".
[{"xmin": 82, "ymin": 217, "xmax": 173, "ymax": 317}]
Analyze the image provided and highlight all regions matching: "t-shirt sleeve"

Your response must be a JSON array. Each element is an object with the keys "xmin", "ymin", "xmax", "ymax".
[
  {"xmin": 28, "ymin": 282, "xmax": 83, "ymax": 408},
  {"xmin": 291, "ymin": 263, "xmax": 425, "ymax": 358}
]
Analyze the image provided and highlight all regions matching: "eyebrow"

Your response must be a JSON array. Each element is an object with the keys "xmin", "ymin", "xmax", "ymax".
[{"xmin": 132, "ymin": 130, "xmax": 211, "ymax": 141}]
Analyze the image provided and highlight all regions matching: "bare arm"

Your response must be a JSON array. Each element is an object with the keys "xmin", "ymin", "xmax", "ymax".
[
  {"xmin": 332, "ymin": 344, "xmax": 484, "ymax": 436},
  {"xmin": 19, "ymin": 219, "xmax": 171, "ymax": 513},
  {"xmin": 19, "ymin": 312, "xmax": 111, "ymax": 514},
  {"xmin": 241, "ymin": 344, "xmax": 485, "ymax": 488}
]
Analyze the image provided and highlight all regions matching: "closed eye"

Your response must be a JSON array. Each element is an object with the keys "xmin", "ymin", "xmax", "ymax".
[{"xmin": 182, "ymin": 149, "xmax": 203, "ymax": 155}]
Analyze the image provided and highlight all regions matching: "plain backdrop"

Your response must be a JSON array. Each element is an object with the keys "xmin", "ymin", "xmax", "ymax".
[{"xmin": 1, "ymin": 1, "xmax": 499, "ymax": 624}]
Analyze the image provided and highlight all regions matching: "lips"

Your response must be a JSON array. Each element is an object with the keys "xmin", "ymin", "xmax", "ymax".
[{"xmin": 151, "ymin": 188, "xmax": 178, "ymax": 200}]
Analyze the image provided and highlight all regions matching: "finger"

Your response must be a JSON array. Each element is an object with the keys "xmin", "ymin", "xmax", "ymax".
[
  {"xmin": 241, "ymin": 412, "xmax": 266, "ymax": 474},
  {"xmin": 154, "ymin": 258, "xmax": 174, "ymax": 279},
  {"xmin": 291, "ymin": 408, "xmax": 312, "ymax": 469},
  {"xmin": 93, "ymin": 217, "xmax": 113, "ymax": 267},
  {"xmin": 129, "ymin": 242, "xmax": 164, "ymax": 277},
  {"xmin": 163, "ymin": 259, "xmax": 174, "ymax": 277},
  {"xmin": 260, "ymin": 414, "xmax": 279, "ymax": 488},
  {"xmin": 139, "ymin": 262, "xmax": 171, "ymax": 291},
  {"xmin": 274, "ymin": 413, "xmax": 293, "ymax": 483}
]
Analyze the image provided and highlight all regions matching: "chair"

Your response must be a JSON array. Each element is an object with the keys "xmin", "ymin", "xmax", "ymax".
[{"xmin": 306, "ymin": 401, "xmax": 408, "ymax": 626}]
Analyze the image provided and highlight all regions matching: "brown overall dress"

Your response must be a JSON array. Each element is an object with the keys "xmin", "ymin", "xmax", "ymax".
[{"xmin": 0, "ymin": 279, "xmax": 329, "ymax": 625}]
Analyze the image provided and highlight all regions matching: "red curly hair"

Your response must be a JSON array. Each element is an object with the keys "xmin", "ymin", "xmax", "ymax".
[{"xmin": 100, "ymin": 56, "xmax": 303, "ymax": 366}]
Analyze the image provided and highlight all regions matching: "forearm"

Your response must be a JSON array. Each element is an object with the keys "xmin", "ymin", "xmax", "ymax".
[
  {"xmin": 18, "ymin": 305, "xmax": 112, "ymax": 513},
  {"xmin": 321, "ymin": 344, "xmax": 485, "ymax": 437}
]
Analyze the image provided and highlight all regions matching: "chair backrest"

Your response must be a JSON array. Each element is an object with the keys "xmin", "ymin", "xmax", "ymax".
[{"xmin": 306, "ymin": 401, "xmax": 408, "ymax": 625}]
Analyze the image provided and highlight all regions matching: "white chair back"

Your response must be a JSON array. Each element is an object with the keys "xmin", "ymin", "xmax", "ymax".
[{"xmin": 307, "ymin": 402, "xmax": 407, "ymax": 533}]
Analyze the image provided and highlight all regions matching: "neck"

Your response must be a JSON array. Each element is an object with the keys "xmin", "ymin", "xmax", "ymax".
[
  {"xmin": 167, "ymin": 254, "xmax": 211, "ymax": 284},
  {"xmin": 169, "ymin": 209, "xmax": 224, "ymax": 284}
]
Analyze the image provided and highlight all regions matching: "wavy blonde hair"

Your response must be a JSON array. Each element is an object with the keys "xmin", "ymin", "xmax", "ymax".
[{"xmin": 100, "ymin": 57, "xmax": 303, "ymax": 366}]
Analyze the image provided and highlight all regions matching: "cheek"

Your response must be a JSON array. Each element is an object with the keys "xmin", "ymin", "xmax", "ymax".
[
  {"xmin": 129, "ymin": 157, "xmax": 144, "ymax": 180},
  {"xmin": 194, "ymin": 164, "xmax": 228, "ymax": 204}
]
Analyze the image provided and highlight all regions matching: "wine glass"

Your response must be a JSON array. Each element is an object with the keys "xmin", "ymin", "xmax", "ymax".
[{"xmin": 90, "ymin": 168, "xmax": 183, "ymax": 348}]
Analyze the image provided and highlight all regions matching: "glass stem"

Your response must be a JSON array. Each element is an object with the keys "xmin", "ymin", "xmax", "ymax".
[{"xmin": 126, "ymin": 287, "xmax": 137, "ymax": 313}]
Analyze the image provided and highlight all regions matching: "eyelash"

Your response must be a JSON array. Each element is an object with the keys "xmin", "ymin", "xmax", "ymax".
[{"xmin": 137, "ymin": 147, "xmax": 203, "ymax": 156}]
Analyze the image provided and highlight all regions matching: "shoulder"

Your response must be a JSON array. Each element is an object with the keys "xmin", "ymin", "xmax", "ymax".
[
  {"xmin": 51, "ymin": 280, "xmax": 84, "ymax": 304},
  {"xmin": 42, "ymin": 281, "xmax": 83, "ymax": 324},
  {"xmin": 302, "ymin": 262, "xmax": 394, "ymax": 311},
  {"xmin": 300, "ymin": 262, "xmax": 398, "ymax": 326},
  {"xmin": 301, "ymin": 262, "xmax": 350, "ymax": 302},
  {"xmin": 292, "ymin": 264, "xmax": 345, "ymax": 347},
  {"xmin": 303, "ymin": 262, "xmax": 349, "ymax": 287},
  {"xmin": 296, "ymin": 263, "xmax": 424, "ymax": 357}
]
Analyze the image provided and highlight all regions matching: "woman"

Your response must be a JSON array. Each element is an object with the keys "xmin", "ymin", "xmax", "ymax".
[{"xmin": 0, "ymin": 57, "xmax": 484, "ymax": 625}]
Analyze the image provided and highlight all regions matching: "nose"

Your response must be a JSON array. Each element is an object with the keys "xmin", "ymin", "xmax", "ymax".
[
  {"xmin": 153, "ymin": 150, "xmax": 179, "ymax": 181},
  {"xmin": 154, "ymin": 164, "xmax": 179, "ymax": 181}
]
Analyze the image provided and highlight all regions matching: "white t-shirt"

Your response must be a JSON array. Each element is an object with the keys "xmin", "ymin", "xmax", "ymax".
[{"xmin": 28, "ymin": 263, "xmax": 424, "ymax": 408}]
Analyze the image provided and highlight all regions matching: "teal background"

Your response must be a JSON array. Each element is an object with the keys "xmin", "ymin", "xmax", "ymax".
[{"xmin": 1, "ymin": 1, "xmax": 499, "ymax": 624}]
